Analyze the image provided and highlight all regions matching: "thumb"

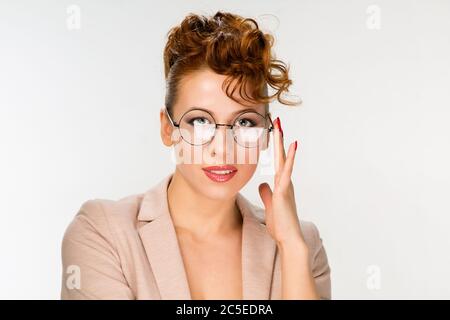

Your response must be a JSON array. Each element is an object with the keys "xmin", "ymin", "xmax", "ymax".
[{"xmin": 258, "ymin": 182, "xmax": 273, "ymax": 213}]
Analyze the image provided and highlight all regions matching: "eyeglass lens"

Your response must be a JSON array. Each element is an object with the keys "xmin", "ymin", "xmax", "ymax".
[{"xmin": 177, "ymin": 109, "xmax": 269, "ymax": 147}]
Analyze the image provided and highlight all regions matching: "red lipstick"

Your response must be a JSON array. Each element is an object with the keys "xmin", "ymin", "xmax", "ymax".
[{"xmin": 201, "ymin": 165, "xmax": 238, "ymax": 183}]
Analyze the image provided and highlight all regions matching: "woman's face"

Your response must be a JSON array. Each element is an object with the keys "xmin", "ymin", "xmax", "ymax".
[{"xmin": 160, "ymin": 68, "xmax": 271, "ymax": 201}]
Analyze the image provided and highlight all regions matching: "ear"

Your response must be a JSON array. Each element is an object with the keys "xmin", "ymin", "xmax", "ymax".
[{"xmin": 160, "ymin": 107, "xmax": 176, "ymax": 147}]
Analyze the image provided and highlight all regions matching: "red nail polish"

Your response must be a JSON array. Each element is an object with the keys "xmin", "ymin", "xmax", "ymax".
[
  {"xmin": 278, "ymin": 118, "xmax": 284, "ymax": 138},
  {"xmin": 294, "ymin": 140, "xmax": 298, "ymax": 151}
]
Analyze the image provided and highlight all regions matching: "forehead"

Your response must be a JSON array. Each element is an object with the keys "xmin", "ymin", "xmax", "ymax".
[{"xmin": 175, "ymin": 68, "xmax": 265, "ymax": 117}]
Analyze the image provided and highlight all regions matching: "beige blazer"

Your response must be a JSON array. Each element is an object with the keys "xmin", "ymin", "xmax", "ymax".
[{"xmin": 61, "ymin": 173, "xmax": 331, "ymax": 300}]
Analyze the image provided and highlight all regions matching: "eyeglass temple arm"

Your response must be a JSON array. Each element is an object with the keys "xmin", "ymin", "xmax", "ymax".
[
  {"xmin": 164, "ymin": 107, "xmax": 179, "ymax": 127},
  {"xmin": 267, "ymin": 115, "xmax": 274, "ymax": 132}
]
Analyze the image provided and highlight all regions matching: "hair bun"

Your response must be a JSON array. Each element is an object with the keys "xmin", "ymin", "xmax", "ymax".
[{"xmin": 164, "ymin": 11, "xmax": 300, "ymax": 108}]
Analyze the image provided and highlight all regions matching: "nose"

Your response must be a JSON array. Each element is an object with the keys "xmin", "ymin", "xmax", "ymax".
[{"xmin": 207, "ymin": 125, "xmax": 234, "ymax": 161}]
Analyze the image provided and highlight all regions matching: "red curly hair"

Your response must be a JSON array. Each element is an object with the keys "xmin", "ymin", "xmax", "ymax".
[{"xmin": 163, "ymin": 11, "xmax": 301, "ymax": 114}]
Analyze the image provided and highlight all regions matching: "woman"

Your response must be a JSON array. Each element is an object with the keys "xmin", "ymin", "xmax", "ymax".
[{"xmin": 61, "ymin": 11, "xmax": 331, "ymax": 300}]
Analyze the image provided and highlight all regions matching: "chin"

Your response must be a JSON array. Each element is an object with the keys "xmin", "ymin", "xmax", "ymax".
[
  {"xmin": 198, "ymin": 172, "xmax": 241, "ymax": 200},
  {"xmin": 198, "ymin": 187, "xmax": 237, "ymax": 201}
]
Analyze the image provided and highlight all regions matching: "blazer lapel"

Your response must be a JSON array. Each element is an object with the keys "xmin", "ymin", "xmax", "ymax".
[
  {"xmin": 137, "ymin": 173, "xmax": 277, "ymax": 300},
  {"xmin": 137, "ymin": 174, "xmax": 192, "ymax": 300},
  {"xmin": 236, "ymin": 193, "xmax": 277, "ymax": 300}
]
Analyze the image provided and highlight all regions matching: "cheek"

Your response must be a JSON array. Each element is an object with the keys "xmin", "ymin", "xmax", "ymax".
[
  {"xmin": 173, "ymin": 143, "xmax": 205, "ymax": 165},
  {"xmin": 235, "ymin": 164, "xmax": 257, "ymax": 181},
  {"xmin": 177, "ymin": 163, "xmax": 202, "ymax": 182},
  {"xmin": 234, "ymin": 144, "xmax": 263, "ymax": 166}
]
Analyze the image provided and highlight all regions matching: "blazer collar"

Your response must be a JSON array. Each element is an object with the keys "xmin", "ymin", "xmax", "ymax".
[{"xmin": 137, "ymin": 173, "xmax": 277, "ymax": 300}]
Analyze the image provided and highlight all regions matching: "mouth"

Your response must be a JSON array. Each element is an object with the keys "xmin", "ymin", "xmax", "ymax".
[{"xmin": 201, "ymin": 165, "xmax": 238, "ymax": 183}]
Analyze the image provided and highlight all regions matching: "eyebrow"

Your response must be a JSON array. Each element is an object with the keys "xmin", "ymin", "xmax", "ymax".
[{"xmin": 187, "ymin": 106, "xmax": 262, "ymax": 117}]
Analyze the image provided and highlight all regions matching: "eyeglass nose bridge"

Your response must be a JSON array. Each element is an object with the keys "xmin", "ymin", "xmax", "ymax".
[
  {"xmin": 210, "ymin": 123, "xmax": 235, "ymax": 142},
  {"xmin": 215, "ymin": 123, "xmax": 234, "ymax": 129},
  {"xmin": 206, "ymin": 122, "xmax": 248, "ymax": 151}
]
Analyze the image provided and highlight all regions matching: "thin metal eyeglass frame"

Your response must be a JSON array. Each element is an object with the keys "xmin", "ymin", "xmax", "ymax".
[{"xmin": 164, "ymin": 107, "xmax": 274, "ymax": 148}]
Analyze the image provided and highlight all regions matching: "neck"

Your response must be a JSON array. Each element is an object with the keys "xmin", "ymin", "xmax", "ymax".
[{"xmin": 167, "ymin": 168, "xmax": 243, "ymax": 239}]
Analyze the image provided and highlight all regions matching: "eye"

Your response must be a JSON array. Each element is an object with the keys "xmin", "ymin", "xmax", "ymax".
[
  {"xmin": 188, "ymin": 117, "xmax": 211, "ymax": 126},
  {"xmin": 236, "ymin": 118, "xmax": 256, "ymax": 127}
]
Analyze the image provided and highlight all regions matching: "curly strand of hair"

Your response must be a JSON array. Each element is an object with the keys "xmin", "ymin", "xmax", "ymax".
[{"xmin": 163, "ymin": 11, "xmax": 302, "ymax": 111}]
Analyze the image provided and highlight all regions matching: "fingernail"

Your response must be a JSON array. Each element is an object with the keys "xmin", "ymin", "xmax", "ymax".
[
  {"xmin": 294, "ymin": 140, "xmax": 298, "ymax": 151},
  {"xmin": 278, "ymin": 117, "xmax": 284, "ymax": 138}
]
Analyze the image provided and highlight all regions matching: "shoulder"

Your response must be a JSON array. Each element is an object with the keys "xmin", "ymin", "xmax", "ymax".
[
  {"xmin": 62, "ymin": 193, "xmax": 145, "ymax": 246},
  {"xmin": 61, "ymin": 196, "xmax": 141, "ymax": 299}
]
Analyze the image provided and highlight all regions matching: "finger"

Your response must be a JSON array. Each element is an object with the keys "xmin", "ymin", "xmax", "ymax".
[
  {"xmin": 258, "ymin": 182, "xmax": 273, "ymax": 213},
  {"xmin": 274, "ymin": 117, "xmax": 286, "ymax": 186},
  {"xmin": 279, "ymin": 140, "xmax": 298, "ymax": 190}
]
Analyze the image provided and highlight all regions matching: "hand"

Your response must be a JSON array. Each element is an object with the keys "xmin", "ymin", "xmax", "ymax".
[{"xmin": 258, "ymin": 117, "xmax": 306, "ymax": 247}]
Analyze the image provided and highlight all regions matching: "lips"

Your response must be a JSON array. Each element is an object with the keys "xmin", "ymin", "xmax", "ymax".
[{"xmin": 202, "ymin": 165, "xmax": 238, "ymax": 183}]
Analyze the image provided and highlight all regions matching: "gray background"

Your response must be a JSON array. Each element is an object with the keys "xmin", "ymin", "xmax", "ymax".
[{"xmin": 1, "ymin": 0, "xmax": 449, "ymax": 299}]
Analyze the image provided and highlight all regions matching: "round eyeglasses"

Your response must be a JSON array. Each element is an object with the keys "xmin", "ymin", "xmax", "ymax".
[{"xmin": 165, "ymin": 107, "xmax": 274, "ymax": 148}]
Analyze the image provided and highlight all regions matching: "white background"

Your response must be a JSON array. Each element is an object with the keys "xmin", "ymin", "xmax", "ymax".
[{"xmin": 1, "ymin": 0, "xmax": 449, "ymax": 299}]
